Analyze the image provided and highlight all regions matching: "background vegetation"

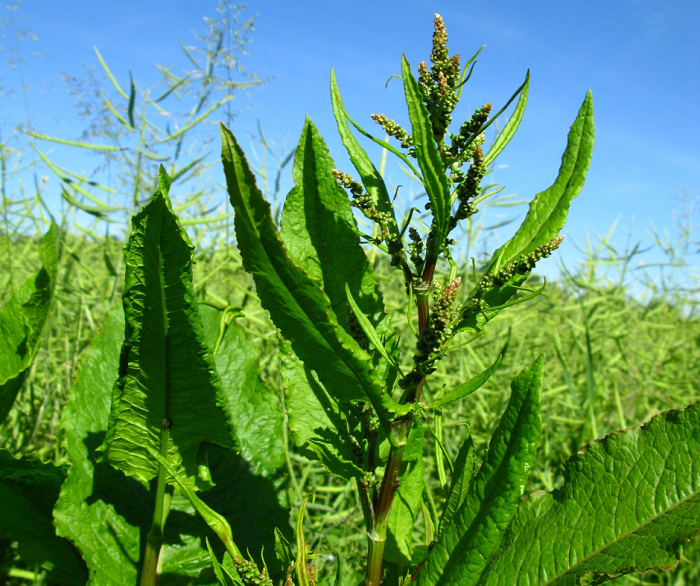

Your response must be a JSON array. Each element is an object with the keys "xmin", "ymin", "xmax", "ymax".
[{"xmin": 1, "ymin": 3, "xmax": 698, "ymax": 584}]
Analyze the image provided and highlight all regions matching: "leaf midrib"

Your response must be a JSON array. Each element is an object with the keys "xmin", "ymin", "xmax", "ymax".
[
  {"xmin": 532, "ymin": 472, "xmax": 699, "ymax": 585},
  {"xmin": 223, "ymin": 131, "xmax": 388, "ymax": 409},
  {"xmin": 435, "ymin": 373, "xmax": 538, "ymax": 585}
]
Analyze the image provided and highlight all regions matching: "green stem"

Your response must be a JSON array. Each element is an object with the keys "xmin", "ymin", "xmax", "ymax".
[
  {"xmin": 365, "ymin": 419, "xmax": 411, "ymax": 586},
  {"xmin": 140, "ymin": 427, "xmax": 170, "ymax": 586}
]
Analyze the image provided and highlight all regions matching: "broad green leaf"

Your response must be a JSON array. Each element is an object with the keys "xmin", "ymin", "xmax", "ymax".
[
  {"xmin": 330, "ymin": 69, "xmax": 400, "ymax": 238},
  {"xmin": 478, "ymin": 401, "xmax": 700, "ymax": 585},
  {"xmin": 100, "ymin": 168, "xmax": 237, "ymax": 486},
  {"xmin": 54, "ymin": 305, "xmax": 144, "ymax": 585},
  {"xmin": 417, "ymin": 357, "xmax": 543, "ymax": 586},
  {"xmin": 280, "ymin": 339, "xmax": 363, "ymax": 480},
  {"xmin": 0, "ymin": 220, "xmax": 58, "ymax": 423},
  {"xmin": 483, "ymin": 73, "xmax": 530, "ymax": 168},
  {"xmin": 0, "ymin": 450, "xmax": 87, "ymax": 585},
  {"xmin": 385, "ymin": 422, "xmax": 425, "ymax": 566},
  {"xmin": 438, "ymin": 428, "xmax": 477, "ymax": 537},
  {"xmin": 401, "ymin": 55, "xmax": 451, "ymax": 250},
  {"xmin": 199, "ymin": 305, "xmax": 285, "ymax": 477},
  {"xmin": 56, "ymin": 305, "xmax": 290, "ymax": 584},
  {"xmin": 280, "ymin": 117, "xmax": 389, "ymax": 337},
  {"xmin": 220, "ymin": 124, "xmax": 410, "ymax": 443},
  {"xmin": 488, "ymin": 91, "xmax": 594, "ymax": 274},
  {"xmin": 429, "ymin": 352, "xmax": 503, "ymax": 410}
]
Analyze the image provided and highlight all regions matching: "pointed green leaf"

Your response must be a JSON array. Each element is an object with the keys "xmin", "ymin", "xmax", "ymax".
[
  {"xmin": 417, "ymin": 357, "xmax": 543, "ymax": 586},
  {"xmin": 274, "ymin": 527, "xmax": 295, "ymax": 572},
  {"xmin": 345, "ymin": 284, "xmax": 396, "ymax": 369},
  {"xmin": 280, "ymin": 117, "xmax": 390, "ymax": 337},
  {"xmin": 99, "ymin": 169, "xmax": 237, "ymax": 486},
  {"xmin": 330, "ymin": 69, "xmax": 400, "ymax": 237},
  {"xmin": 221, "ymin": 124, "xmax": 409, "ymax": 442},
  {"xmin": 484, "ymin": 72, "xmax": 530, "ymax": 168},
  {"xmin": 430, "ymin": 352, "xmax": 503, "ymax": 410},
  {"xmin": 281, "ymin": 339, "xmax": 363, "ymax": 480},
  {"xmin": 385, "ymin": 422, "xmax": 425, "ymax": 566},
  {"xmin": 401, "ymin": 55, "xmax": 451, "ymax": 250},
  {"xmin": 0, "ymin": 450, "xmax": 87, "ymax": 585},
  {"xmin": 199, "ymin": 305, "xmax": 285, "ymax": 477},
  {"xmin": 438, "ymin": 429, "xmax": 477, "ymax": 537},
  {"xmin": 488, "ymin": 90, "xmax": 594, "ymax": 273},
  {"xmin": 458, "ymin": 91, "xmax": 594, "ymax": 334},
  {"xmin": 479, "ymin": 400, "xmax": 700, "ymax": 585},
  {"xmin": 0, "ymin": 220, "xmax": 58, "ymax": 423}
]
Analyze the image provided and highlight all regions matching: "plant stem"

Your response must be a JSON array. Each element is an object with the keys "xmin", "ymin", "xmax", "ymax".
[
  {"xmin": 140, "ymin": 426, "xmax": 170, "ymax": 586},
  {"xmin": 365, "ymin": 436, "xmax": 406, "ymax": 586},
  {"xmin": 364, "ymin": 240, "xmax": 438, "ymax": 584}
]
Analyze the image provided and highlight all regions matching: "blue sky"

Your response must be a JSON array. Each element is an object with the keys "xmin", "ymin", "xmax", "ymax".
[{"xmin": 1, "ymin": 0, "xmax": 698, "ymax": 281}]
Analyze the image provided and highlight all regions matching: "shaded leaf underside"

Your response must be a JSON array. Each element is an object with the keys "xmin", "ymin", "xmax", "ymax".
[{"xmin": 100, "ymin": 182, "xmax": 237, "ymax": 485}]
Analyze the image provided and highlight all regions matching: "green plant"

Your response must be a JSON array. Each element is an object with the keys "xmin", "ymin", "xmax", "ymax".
[
  {"xmin": 219, "ymin": 13, "xmax": 700, "ymax": 585},
  {"xmin": 1, "ymin": 12, "xmax": 699, "ymax": 586}
]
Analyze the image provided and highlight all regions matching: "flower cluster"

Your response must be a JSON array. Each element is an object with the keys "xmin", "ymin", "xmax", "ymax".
[
  {"xmin": 462, "ymin": 236, "xmax": 564, "ymax": 315},
  {"xmin": 370, "ymin": 113, "xmax": 413, "ymax": 154},
  {"xmin": 399, "ymin": 277, "xmax": 462, "ymax": 389},
  {"xmin": 332, "ymin": 168, "xmax": 407, "ymax": 276},
  {"xmin": 417, "ymin": 14, "xmax": 462, "ymax": 141},
  {"xmin": 408, "ymin": 227, "xmax": 425, "ymax": 274},
  {"xmin": 449, "ymin": 145, "xmax": 487, "ymax": 232},
  {"xmin": 232, "ymin": 555, "xmax": 273, "ymax": 586},
  {"xmin": 283, "ymin": 564, "xmax": 316, "ymax": 586},
  {"xmin": 480, "ymin": 236, "xmax": 564, "ymax": 291},
  {"xmin": 332, "ymin": 169, "xmax": 390, "ymax": 226}
]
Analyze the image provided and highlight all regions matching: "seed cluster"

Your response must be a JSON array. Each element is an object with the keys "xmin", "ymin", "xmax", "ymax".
[
  {"xmin": 464, "ymin": 236, "xmax": 564, "ymax": 313},
  {"xmin": 370, "ymin": 113, "xmax": 414, "ymax": 154},
  {"xmin": 346, "ymin": 303, "xmax": 370, "ymax": 351},
  {"xmin": 399, "ymin": 277, "xmax": 462, "ymax": 389},
  {"xmin": 408, "ymin": 227, "xmax": 425, "ymax": 275},
  {"xmin": 332, "ymin": 168, "xmax": 405, "ymax": 271},
  {"xmin": 232, "ymin": 555, "xmax": 273, "ymax": 586},
  {"xmin": 418, "ymin": 14, "xmax": 462, "ymax": 141},
  {"xmin": 449, "ymin": 144, "xmax": 487, "ymax": 232}
]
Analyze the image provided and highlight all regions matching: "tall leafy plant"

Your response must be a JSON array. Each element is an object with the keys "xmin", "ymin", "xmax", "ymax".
[{"xmin": 219, "ymin": 14, "xmax": 700, "ymax": 586}]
